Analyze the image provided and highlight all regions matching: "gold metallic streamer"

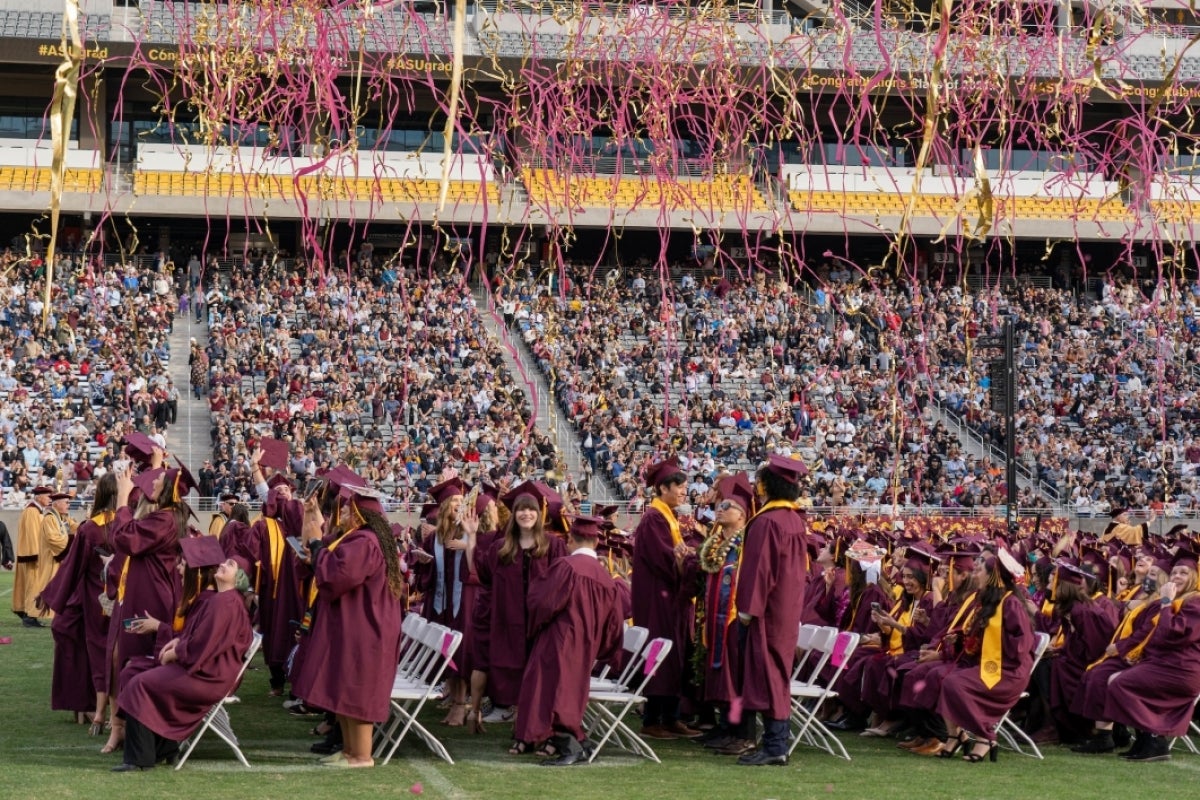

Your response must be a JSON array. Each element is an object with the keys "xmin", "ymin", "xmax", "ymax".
[
  {"xmin": 44, "ymin": 0, "xmax": 83, "ymax": 331},
  {"xmin": 438, "ymin": 0, "xmax": 469, "ymax": 220}
]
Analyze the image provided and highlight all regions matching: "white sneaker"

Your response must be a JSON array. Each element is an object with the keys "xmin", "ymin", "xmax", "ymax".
[
  {"xmin": 223, "ymin": 695, "xmax": 241, "ymax": 705},
  {"xmin": 482, "ymin": 706, "xmax": 515, "ymax": 724},
  {"xmin": 282, "ymin": 698, "xmax": 305, "ymax": 710}
]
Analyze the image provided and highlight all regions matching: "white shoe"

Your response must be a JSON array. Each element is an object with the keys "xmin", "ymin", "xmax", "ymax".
[
  {"xmin": 482, "ymin": 706, "xmax": 515, "ymax": 724},
  {"xmin": 223, "ymin": 695, "xmax": 241, "ymax": 705},
  {"xmin": 282, "ymin": 698, "xmax": 305, "ymax": 710}
]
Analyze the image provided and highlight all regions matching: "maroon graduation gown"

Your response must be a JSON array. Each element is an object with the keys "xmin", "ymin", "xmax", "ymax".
[
  {"xmin": 829, "ymin": 582, "xmax": 889, "ymax": 715},
  {"xmin": 734, "ymin": 506, "xmax": 807, "ymax": 719},
  {"xmin": 631, "ymin": 506, "xmax": 699, "ymax": 697},
  {"xmin": 514, "ymin": 552, "xmax": 623, "ymax": 744},
  {"xmin": 463, "ymin": 529, "xmax": 499, "ymax": 676},
  {"xmin": 1104, "ymin": 595, "xmax": 1200, "ymax": 736},
  {"xmin": 895, "ymin": 591, "xmax": 978, "ymax": 712},
  {"xmin": 107, "ymin": 507, "xmax": 182, "ymax": 692},
  {"xmin": 938, "ymin": 593, "xmax": 1035, "ymax": 737},
  {"xmin": 1075, "ymin": 602, "xmax": 1161, "ymax": 721},
  {"xmin": 859, "ymin": 591, "xmax": 938, "ymax": 716},
  {"xmin": 250, "ymin": 497, "xmax": 306, "ymax": 672},
  {"xmin": 413, "ymin": 531, "xmax": 471, "ymax": 632},
  {"xmin": 219, "ymin": 520, "xmax": 256, "ymax": 574},
  {"xmin": 1049, "ymin": 599, "xmax": 1119, "ymax": 719},
  {"xmin": 119, "ymin": 589, "xmax": 252, "ymax": 740},
  {"xmin": 290, "ymin": 528, "xmax": 403, "ymax": 723},
  {"xmin": 478, "ymin": 535, "xmax": 567, "ymax": 706},
  {"xmin": 803, "ymin": 564, "xmax": 844, "ymax": 626}
]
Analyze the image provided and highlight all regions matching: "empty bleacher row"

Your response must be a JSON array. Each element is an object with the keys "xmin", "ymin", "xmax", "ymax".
[
  {"xmin": 788, "ymin": 189, "xmax": 1135, "ymax": 223},
  {"xmin": 523, "ymin": 168, "xmax": 769, "ymax": 213},
  {"xmin": 132, "ymin": 171, "xmax": 498, "ymax": 204}
]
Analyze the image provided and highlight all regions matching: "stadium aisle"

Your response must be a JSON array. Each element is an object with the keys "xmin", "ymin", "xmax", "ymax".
[{"xmin": 162, "ymin": 311, "xmax": 209, "ymax": 473}]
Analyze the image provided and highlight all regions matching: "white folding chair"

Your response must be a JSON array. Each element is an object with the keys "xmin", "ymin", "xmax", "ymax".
[
  {"xmin": 790, "ymin": 624, "xmax": 827, "ymax": 685},
  {"xmin": 585, "ymin": 637, "xmax": 674, "ymax": 763},
  {"xmin": 590, "ymin": 625, "xmax": 650, "ymax": 692},
  {"xmin": 175, "ymin": 632, "xmax": 263, "ymax": 770},
  {"xmin": 995, "ymin": 631, "xmax": 1051, "ymax": 759},
  {"xmin": 1169, "ymin": 696, "xmax": 1200, "ymax": 754},
  {"xmin": 788, "ymin": 629, "xmax": 860, "ymax": 760},
  {"xmin": 374, "ymin": 622, "xmax": 462, "ymax": 765}
]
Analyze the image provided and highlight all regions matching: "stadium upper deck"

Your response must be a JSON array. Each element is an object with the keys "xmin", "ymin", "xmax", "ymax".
[{"xmin": 0, "ymin": 0, "xmax": 1198, "ymax": 241}]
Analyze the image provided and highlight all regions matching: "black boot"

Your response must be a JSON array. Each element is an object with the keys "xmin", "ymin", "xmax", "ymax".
[
  {"xmin": 1071, "ymin": 732, "xmax": 1115, "ymax": 754},
  {"xmin": 1119, "ymin": 729, "xmax": 1150, "ymax": 759},
  {"xmin": 1113, "ymin": 724, "xmax": 1131, "ymax": 748},
  {"xmin": 1125, "ymin": 734, "xmax": 1170, "ymax": 762}
]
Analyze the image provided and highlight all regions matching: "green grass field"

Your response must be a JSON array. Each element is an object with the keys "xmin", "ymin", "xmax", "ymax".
[{"xmin": 1, "ymin": 568, "xmax": 1194, "ymax": 799}]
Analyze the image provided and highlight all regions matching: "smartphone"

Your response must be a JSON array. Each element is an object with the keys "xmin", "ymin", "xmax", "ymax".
[
  {"xmin": 122, "ymin": 617, "xmax": 144, "ymax": 631},
  {"xmin": 302, "ymin": 477, "xmax": 327, "ymax": 501},
  {"xmin": 286, "ymin": 536, "xmax": 310, "ymax": 559},
  {"xmin": 1142, "ymin": 577, "xmax": 1158, "ymax": 593},
  {"xmin": 870, "ymin": 602, "xmax": 882, "ymax": 612},
  {"xmin": 94, "ymin": 545, "xmax": 112, "ymax": 558}
]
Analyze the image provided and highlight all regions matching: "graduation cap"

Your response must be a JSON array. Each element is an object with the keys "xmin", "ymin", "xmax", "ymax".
[
  {"xmin": 340, "ymin": 483, "xmax": 389, "ymax": 517},
  {"xmin": 131, "ymin": 468, "xmax": 165, "ymax": 500},
  {"xmin": 429, "ymin": 476, "xmax": 469, "ymax": 506},
  {"xmin": 594, "ymin": 504, "xmax": 619, "ymax": 519},
  {"xmin": 568, "ymin": 514, "xmax": 607, "ymax": 541},
  {"xmin": 598, "ymin": 527, "xmax": 633, "ymax": 559},
  {"xmin": 805, "ymin": 529, "xmax": 827, "ymax": 560},
  {"xmin": 715, "ymin": 472, "xmax": 755, "ymax": 516},
  {"xmin": 179, "ymin": 536, "xmax": 226, "ymax": 569},
  {"xmin": 501, "ymin": 480, "xmax": 568, "ymax": 533},
  {"xmin": 421, "ymin": 502, "xmax": 440, "ymax": 523},
  {"xmin": 164, "ymin": 456, "xmax": 198, "ymax": 503},
  {"xmin": 258, "ymin": 437, "xmax": 290, "ymax": 472},
  {"xmin": 1172, "ymin": 547, "xmax": 1200, "ymax": 571},
  {"xmin": 122, "ymin": 432, "xmax": 161, "ymax": 467},
  {"xmin": 32, "ymin": 486, "xmax": 54, "ymax": 497},
  {"xmin": 1055, "ymin": 558, "xmax": 1094, "ymax": 586},
  {"xmin": 219, "ymin": 492, "xmax": 240, "ymax": 503},
  {"xmin": 762, "ymin": 452, "xmax": 807, "ymax": 484},
  {"xmin": 903, "ymin": 542, "xmax": 941, "ymax": 571},
  {"xmin": 49, "ymin": 492, "xmax": 71, "ymax": 502},
  {"xmin": 267, "ymin": 473, "xmax": 294, "ymax": 491},
  {"xmin": 644, "ymin": 457, "xmax": 685, "ymax": 488},
  {"xmin": 475, "ymin": 482, "xmax": 499, "ymax": 516}
]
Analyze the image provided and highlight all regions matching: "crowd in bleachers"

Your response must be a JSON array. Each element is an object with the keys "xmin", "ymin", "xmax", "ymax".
[
  {"xmin": 500, "ymin": 263, "xmax": 1025, "ymax": 511},
  {"xmin": 0, "ymin": 244, "xmax": 180, "ymax": 507},
  {"xmin": 501, "ymin": 260, "xmax": 1200, "ymax": 515},
  {"xmin": 199, "ymin": 249, "xmax": 560, "ymax": 505}
]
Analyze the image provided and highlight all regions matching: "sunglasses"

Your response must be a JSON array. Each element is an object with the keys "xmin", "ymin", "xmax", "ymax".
[{"xmin": 715, "ymin": 500, "xmax": 738, "ymax": 511}]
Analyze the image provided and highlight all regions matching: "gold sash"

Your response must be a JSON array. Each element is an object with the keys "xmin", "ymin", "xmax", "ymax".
[
  {"xmin": 981, "ymin": 591, "xmax": 1012, "ymax": 689},
  {"xmin": 650, "ymin": 498, "xmax": 682, "ymax": 547},
  {"xmin": 264, "ymin": 518, "xmax": 285, "ymax": 600}
]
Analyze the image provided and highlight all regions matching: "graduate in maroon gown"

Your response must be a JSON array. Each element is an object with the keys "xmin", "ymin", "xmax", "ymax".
[
  {"xmin": 827, "ymin": 544, "xmax": 890, "ymax": 729},
  {"xmin": 104, "ymin": 461, "xmax": 194, "ymax": 755},
  {"xmin": 411, "ymin": 476, "xmax": 478, "ymax": 727},
  {"xmin": 936, "ymin": 548, "xmax": 1035, "ymax": 762},
  {"xmin": 1103, "ymin": 548, "xmax": 1200, "ymax": 761},
  {"xmin": 696, "ymin": 473, "xmax": 756, "ymax": 755},
  {"xmin": 732, "ymin": 454, "xmax": 808, "ymax": 766},
  {"xmin": 248, "ymin": 473, "xmax": 306, "ymax": 695},
  {"xmin": 461, "ymin": 487, "xmax": 503, "ymax": 733},
  {"xmin": 513, "ymin": 515, "xmax": 623, "ymax": 766},
  {"xmin": 1072, "ymin": 555, "xmax": 1169, "ymax": 754},
  {"xmin": 292, "ymin": 483, "xmax": 405, "ymax": 768},
  {"xmin": 630, "ymin": 458, "xmax": 700, "ymax": 740},
  {"xmin": 113, "ymin": 536, "xmax": 252, "ymax": 771},
  {"xmin": 477, "ymin": 481, "xmax": 567, "ymax": 744},
  {"xmin": 1048, "ymin": 559, "xmax": 1119, "ymax": 744},
  {"xmin": 40, "ymin": 474, "xmax": 118, "ymax": 730}
]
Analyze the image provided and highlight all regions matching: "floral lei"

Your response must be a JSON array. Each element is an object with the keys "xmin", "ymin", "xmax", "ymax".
[{"xmin": 699, "ymin": 528, "xmax": 743, "ymax": 573}]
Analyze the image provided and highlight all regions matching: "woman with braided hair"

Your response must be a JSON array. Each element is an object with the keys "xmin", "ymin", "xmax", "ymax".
[{"xmin": 292, "ymin": 482, "xmax": 404, "ymax": 769}]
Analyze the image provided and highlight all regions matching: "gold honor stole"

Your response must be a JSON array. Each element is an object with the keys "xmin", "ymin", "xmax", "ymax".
[
  {"xmin": 935, "ymin": 592, "xmax": 979, "ymax": 652},
  {"xmin": 1123, "ymin": 595, "xmax": 1193, "ymax": 663},
  {"xmin": 304, "ymin": 528, "xmax": 353, "ymax": 610},
  {"xmin": 264, "ymin": 518, "xmax": 285, "ymax": 599},
  {"xmin": 650, "ymin": 498, "xmax": 682, "ymax": 547},
  {"xmin": 1087, "ymin": 601, "xmax": 1152, "ymax": 670},
  {"xmin": 981, "ymin": 592, "xmax": 1012, "ymax": 689},
  {"xmin": 887, "ymin": 597, "xmax": 913, "ymax": 655}
]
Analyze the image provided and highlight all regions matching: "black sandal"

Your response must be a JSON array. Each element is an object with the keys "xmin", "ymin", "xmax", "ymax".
[
  {"xmin": 508, "ymin": 740, "xmax": 532, "ymax": 755},
  {"xmin": 963, "ymin": 741, "xmax": 997, "ymax": 763},
  {"xmin": 534, "ymin": 740, "xmax": 560, "ymax": 758},
  {"xmin": 937, "ymin": 732, "xmax": 971, "ymax": 759}
]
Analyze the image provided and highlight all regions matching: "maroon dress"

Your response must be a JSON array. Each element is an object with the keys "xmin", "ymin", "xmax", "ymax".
[
  {"xmin": 290, "ymin": 527, "xmax": 403, "ymax": 723},
  {"xmin": 630, "ymin": 506, "xmax": 699, "ymax": 697},
  {"xmin": 462, "ymin": 529, "xmax": 499, "ymax": 677},
  {"xmin": 42, "ymin": 514, "xmax": 114, "ymax": 710},
  {"xmin": 118, "ymin": 589, "xmax": 252, "ymax": 739},
  {"xmin": 896, "ymin": 591, "xmax": 978, "ymax": 712},
  {"xmin": 514, "ymin": 552, "xmax": 623, "ymax": 744},
  {"xmin": 734, "ymin": 507, "xmax": 807, "ymax": 719},
  {"xmin": 938, "ymin": 593, "xmax": 1035, "ymax": 738},
  {"xmin": 1104, "ymin": 596, "xmax": 1200, "ymax": 736},
  {"xmin": 858, "ymin": 592, "xmax": 938, "ymax": 716},
  {"xmin": 478, "ymin": 535, "xmax": 566, "ymax": 706},
  {"xmin": 1049, "ymin": 599, "xmax": 1119, "ymax": 721},
  {"xmin": 108, "ymin": 507, "xmax": 182, "ymax": 692},
  {"xmin": 1075, "ymin": 602, "xmax": 1161, "ymax": 721},
  {"xmin": 250, "ymin": 497, "xmax": 306, "ymax": 675}
]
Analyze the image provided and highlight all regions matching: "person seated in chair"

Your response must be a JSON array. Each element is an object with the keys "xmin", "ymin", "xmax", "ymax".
[{"xmin": 112, "ymin": 536, "xmax": 252, "ymax": 772}]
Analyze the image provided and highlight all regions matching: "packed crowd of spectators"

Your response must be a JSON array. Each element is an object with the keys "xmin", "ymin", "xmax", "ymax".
[
  {"xmin": 502, "ymin": 260, "xmax": 1200, "ymax": 515},
  {"xmin": 198, "ymin": 248, "xmax": 564, "ymax": 506},
  {"xmin": 501, "ymin": 262, "xmax": 1026, "ymax": 512},
  {"xmin": 0, "ymin": 244, "xmax": 180, "ymax": 508}
]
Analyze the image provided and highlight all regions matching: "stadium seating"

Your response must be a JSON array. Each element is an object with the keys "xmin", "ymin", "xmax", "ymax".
[{"xmin": 524, "ymin": 168, "xmax": 769, "ymax": 213}]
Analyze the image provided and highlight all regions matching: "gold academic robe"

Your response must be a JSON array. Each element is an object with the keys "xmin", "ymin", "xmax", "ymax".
[
  {"xmin": 207, "ymin": 513, "xmax": 228, "ymax": 539},
  {"xmin": 29, "ymin": 510, "xmax": 72, "ymax": 619},
  {"xmin": 11, "ymin": 503, "xmax": 44, "ymax": 615}
]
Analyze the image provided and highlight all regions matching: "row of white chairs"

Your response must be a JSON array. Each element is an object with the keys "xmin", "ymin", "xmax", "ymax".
[{"xmin": 373, "ymin": 614, "xmax": 464, "ymax": 765}]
